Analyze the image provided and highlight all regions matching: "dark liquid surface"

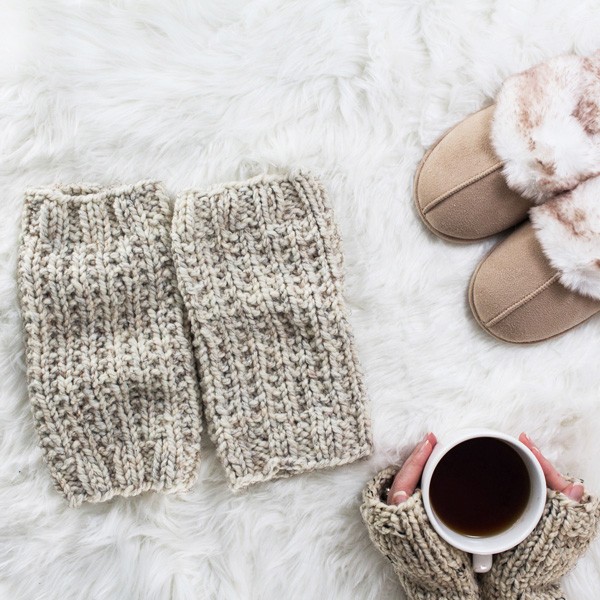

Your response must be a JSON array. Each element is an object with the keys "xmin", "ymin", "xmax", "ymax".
[{"xmin": 429, "ymin": 438, "xmax": 531, "ymax": 537}]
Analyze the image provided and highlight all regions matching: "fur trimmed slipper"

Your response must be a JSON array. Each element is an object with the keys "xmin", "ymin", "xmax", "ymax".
[
  {"xmin": 492, "ymin": 51, "xmax": 600, "ymax": 203},
  {"xmin": 414, "ymin": 105, "xmax": 529, "ymax": 242},
  {"xmin": 415, "ymin": 50, "xmax": 600, "ymax": 341},
  {"xmin": 416, "ymin": 50, "xmax": 600, "ymax": 242},
  {"xmin": 531, "ymin": 176, "xmax": 600, "ymax": 301},
  {"xmin": 469, "ymin": 223, "xmax": 600, "ymax": 343},
  {"xmin": 468, "ymin": 51, "xmax": 600, "ymax": 342},
  {"xmin": 469, "ymin": 179, "xmax": 600, "ymax": 343}
]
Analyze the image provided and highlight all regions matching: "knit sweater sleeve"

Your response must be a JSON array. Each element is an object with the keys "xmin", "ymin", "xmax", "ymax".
[
  {"xmin": 481, "ymin": 487, "xmax": 600, "ymax": 600},
  {"xmin": 360, "ymin": 467, "xmax": 479, "ymax": 600}
]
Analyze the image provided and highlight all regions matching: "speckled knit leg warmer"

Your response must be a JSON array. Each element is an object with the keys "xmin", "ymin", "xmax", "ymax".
[
  {"xmin": 481, "ymin": 487, "xmax": 600, "ymax": 599},
  {"xmin": 361, "ymin": 467, "xmax": 480, "ymax": 600},
  {"xmin": 171, "ymin": 172, "xmax": 372, "ymax": 490},
  {"xmin": 18, "ymin": 181, "xmax": 202, "ymax": 507}
]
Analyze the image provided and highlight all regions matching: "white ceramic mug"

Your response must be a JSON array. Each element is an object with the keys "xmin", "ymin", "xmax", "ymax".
[{"xmin": 421, "ymin": 429, "xmax": 546, "ymax": 574}]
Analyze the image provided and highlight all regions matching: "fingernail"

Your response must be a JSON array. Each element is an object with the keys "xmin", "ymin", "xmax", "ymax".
[
  {"xmin": 525, "ymin": 434, "xmax": 540, "ymax": 453},
  {"xmin": 392, "ymin": 491, "xmax": 409, "ymax": 504},
  {"xmin": 566, "ymin": 484, "xmax": 584, "ymax": 502},
  {"xmin": 414, "ymin": 439, "xmax": 430, "ymax": 454}
]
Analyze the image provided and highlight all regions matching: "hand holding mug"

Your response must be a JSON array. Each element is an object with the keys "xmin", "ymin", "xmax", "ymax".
[
  {"xmin": 518, "ymin": 432, "xmax": 583, "ymax": 502},
  {"xmin": 388, "ymin": 430, "xmax": 584, "ymax": 574},
  {"xmin": 386, "ymin": 432, "xmax": 437, "ymax": 505},
  {"xmin": 388, "ymin": 432, "xmax": 583, "ymax": 505}
]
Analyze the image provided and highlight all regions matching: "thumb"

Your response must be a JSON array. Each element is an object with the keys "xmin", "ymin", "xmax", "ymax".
[{"xmin": 562, "ymin": 481, "xmax": 585, "ymax": 502}]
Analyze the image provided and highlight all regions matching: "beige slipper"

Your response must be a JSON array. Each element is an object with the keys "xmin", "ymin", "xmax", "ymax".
[
  {"xmin": 469, "ymin": 197, "xmax": 600, "ymax": 344},
  {"xmin": 414, "ymin": 105, "xmax": 530, "ymax": 242}
]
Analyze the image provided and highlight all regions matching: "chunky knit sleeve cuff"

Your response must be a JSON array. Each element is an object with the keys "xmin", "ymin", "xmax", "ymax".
[
  {"xmin": 481, "ymin": 487, "xmax": 600, "ymax": 600},
  {"xmin": 360, "ymin": 467, "xmax": 479, "ymax": 600}
]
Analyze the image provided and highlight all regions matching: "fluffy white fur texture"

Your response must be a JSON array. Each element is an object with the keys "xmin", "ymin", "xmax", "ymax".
[
  {"xmin": 2, "ymin": 2, "xmax": 600, "ymax": 600},
  {"xmin": 492, "ymin": 51, "xmax": 600, "ymax": 203},
  {"xmin": 531, "ymin": 176, "xmax": 600, "ymax": 300}
]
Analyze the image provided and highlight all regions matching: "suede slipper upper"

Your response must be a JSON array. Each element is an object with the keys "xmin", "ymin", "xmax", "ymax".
[
  {"xmin": 469, "ymin": 218, "xmax": 600, "ymax": 344},
  {"xmin": 415, "ymin": 105, "xmax": 530, "ymax": 242}
]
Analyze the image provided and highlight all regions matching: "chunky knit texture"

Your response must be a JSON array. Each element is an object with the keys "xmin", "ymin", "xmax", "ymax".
[
  {"xmin": 361, "ymin": 467, "xmax": 479, "ymax": 600},
  {"xmin": 18, "ymin": 181, "xmax": 202, "ymax": 507},
  {"xmin": 481, "ymin": 486, "xmax": 600, "ymax": 600},
  {"xmin": 171, "ymin": 172, "xmax": 372, "ymax": 491}
]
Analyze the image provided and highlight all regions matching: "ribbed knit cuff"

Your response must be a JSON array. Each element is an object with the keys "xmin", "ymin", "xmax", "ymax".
[
  {"xmin": 171, "ymin": 172, "xmax": 372, "ymax": 490},
  {"xmin": 361, "ymin": 467, "xmax": 479, "ymax": 600},
  {"xmin": 18, "ymin": 181, "xmax": 202, "ymax": 507},
  {"xmin": 481, "ymin": 487, "xmax": 600, "ymax": 600}
]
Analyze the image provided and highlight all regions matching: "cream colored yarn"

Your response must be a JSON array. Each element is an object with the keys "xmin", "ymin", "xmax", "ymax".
[
  {"xmin": 361, "ymin": 466, "xmax": 479, "ymax": 600},
  {"xmin": 18, "ymin": 181, "xmax": 202, "ymax": 507},
  {"xmin": 481, "ymin": 486, "xmax": 600, "ymax": 599},
  {"xmin": 171, "ymin": 172, "xmax": 372, "ymax": 490}
]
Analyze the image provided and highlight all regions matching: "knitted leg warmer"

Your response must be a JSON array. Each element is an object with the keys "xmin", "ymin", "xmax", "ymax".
[
  {"xmin": 171, "ymin": 172, "xmax": 372, "ymax": 490},
  {"xmin": 18, "ymin": 181, "xmax": 202, "ymax": 507}
]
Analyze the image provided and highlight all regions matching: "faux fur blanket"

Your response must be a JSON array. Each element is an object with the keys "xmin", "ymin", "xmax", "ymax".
[{"xmin": 1, "ymin": 1, "xmax": 599, "ymax": 599}]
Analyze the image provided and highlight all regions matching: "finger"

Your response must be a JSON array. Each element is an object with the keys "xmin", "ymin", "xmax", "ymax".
[
  {"xmin": 560, "ymin": 482, "xmax": 585, "ymax": 502},
  {"xmin": 519, "ymin": 433, "xmax": 584, "ymax": 501},
  {"xmin": 388, "ymin": 433, "xmax": 437, "ymax": 504},
  {"xmin": 519, "ymin": 432, "xmax": 568, "ymax": 488}
]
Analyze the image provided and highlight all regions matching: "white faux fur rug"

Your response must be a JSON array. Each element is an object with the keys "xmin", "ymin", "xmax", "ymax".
[{"xmin": 2, "ymin": 1, "xmax": 600, "ymax": 598}]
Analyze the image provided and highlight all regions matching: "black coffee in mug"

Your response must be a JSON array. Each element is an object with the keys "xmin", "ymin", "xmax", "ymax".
[{"xmin": 429, "ymin": 437, "xmax": 531, "ymax": 537}]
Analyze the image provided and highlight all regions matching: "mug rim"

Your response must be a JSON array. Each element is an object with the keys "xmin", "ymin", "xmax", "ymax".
[{"xmin": 421, "ymin": 428, "xmax": 547, "ymax": 555}]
